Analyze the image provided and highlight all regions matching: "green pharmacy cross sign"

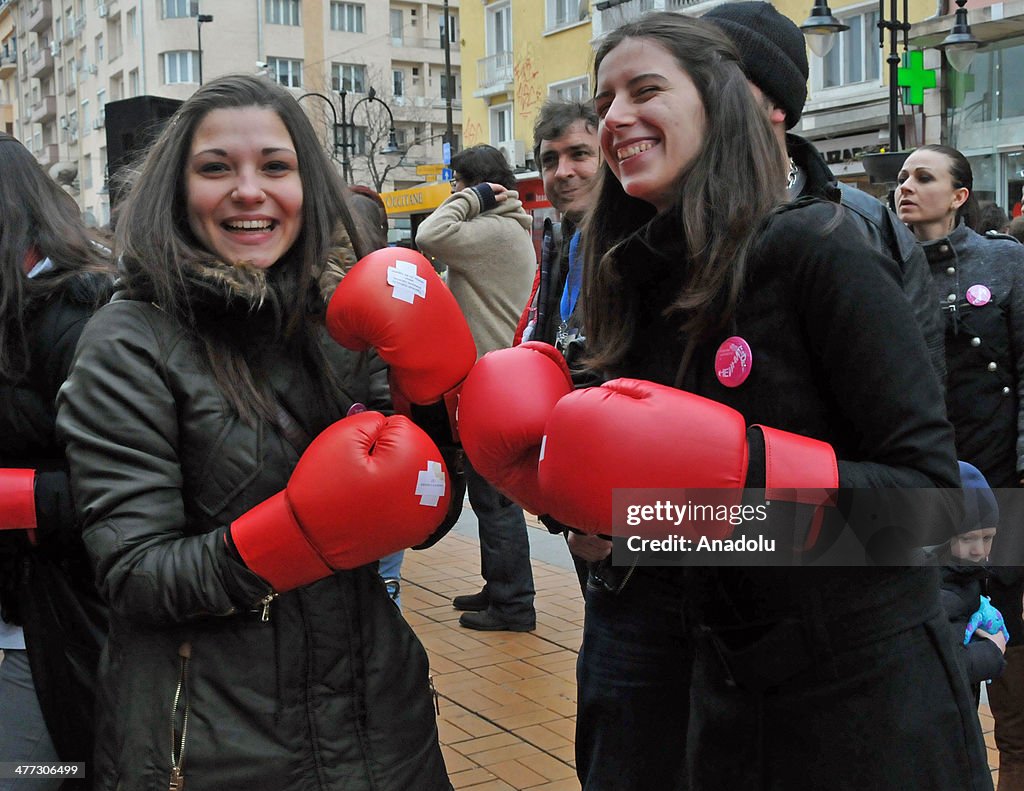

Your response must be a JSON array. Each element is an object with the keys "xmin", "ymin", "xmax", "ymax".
[{"xmin": 898, "ymin": 50, "xmax": 937, "ymax": 106}]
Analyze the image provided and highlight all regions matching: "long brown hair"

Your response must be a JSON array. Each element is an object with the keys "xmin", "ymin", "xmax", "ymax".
[
  {"xmin": 115, "ymin": 74, "xmax": 367, "ymax": 425},
  {"xmin": 581, "ymin": 13, "xmax": 786, "ymax": 377},
  {"xmin": 0, "ymin": 134, "xmax": 111, "ymax": 382}
]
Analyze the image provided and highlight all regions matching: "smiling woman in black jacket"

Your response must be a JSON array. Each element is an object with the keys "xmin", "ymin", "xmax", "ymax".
[
  {"xmin": 0, "ymin": 132, "xmax": 113, "ymax": 788},
  {"xmin": 457, "ymin": 14, "xmax": 987, "ymax": 791},
  {"xmin": 56, "ymin": 76, "xmax": 452, "ymax": 791}
]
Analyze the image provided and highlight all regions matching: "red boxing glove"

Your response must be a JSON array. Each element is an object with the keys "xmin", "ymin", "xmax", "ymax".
[
  {"xmin": 537, "ymin": 379, "xmax": 837, "ymax": 537},
  {"xmin": 458, "ymin": 342, "xmax": 573, "ymax": 514},
  {"xmin": 0, "ymin": 468, "xmax": 38, "ymax": 544},
  {"xmin": 326, "ymin": 248, "xmax": 477, "ymax": 406},
  {"xmin": 230, "ymin": 412, "xmax": 451, "ymax": 592}
]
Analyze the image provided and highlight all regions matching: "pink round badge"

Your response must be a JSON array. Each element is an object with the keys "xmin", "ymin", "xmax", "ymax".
[
  {"xmin": 346, "ymin": 402, "xmax": 368, "ymax": 417},
  {"xmin": 966, "ymin": 284, "xmax": 992, "ymax": 307},
  {"xmin": 715, "ymin": 336, "xmax": 753, "ymax": 388}
]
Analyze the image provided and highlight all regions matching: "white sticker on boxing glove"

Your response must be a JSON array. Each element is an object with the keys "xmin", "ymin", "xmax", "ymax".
[
  {"xmin": 415, "ymin": 460, "xmax": 446, "ymax": 507},
  {"xmin": 387, "ymin": 259, "xmax": 428, "ymax": 305}
]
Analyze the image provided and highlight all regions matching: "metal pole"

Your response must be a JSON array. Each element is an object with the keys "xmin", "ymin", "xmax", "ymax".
[
  {"xmin": 197, "ymin": 19, "xmax": 203, "ymax": 85},
  {"xmin": 340, "ymin": 89, "xmax": 352, "ymax": 184},
  {"xmin": 886, "ymin": 0, "xmax": 900, "ymax": 150},
  {"xmin": 197, "ymin": 14, "xmax": 213, "ymax": 86},
  {"xmin": 442, "ymin": 0, "xmax": 455, "ymax": 152}
]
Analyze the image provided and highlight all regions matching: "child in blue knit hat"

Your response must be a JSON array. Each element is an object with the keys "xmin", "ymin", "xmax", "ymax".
[{"xmin": 928, "ymin": 461, "xmax": 1008, "ymax": 705}]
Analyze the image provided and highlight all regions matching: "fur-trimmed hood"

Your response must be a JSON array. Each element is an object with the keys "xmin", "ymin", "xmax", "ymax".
[{"xmin": 179, "ymin": 223, "xmax": 358, "ymax": 313}]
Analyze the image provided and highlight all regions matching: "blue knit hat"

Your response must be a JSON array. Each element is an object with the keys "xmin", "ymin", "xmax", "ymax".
[{"xmin": 958, "ymin": 461, "xmax": 999, "ymax": 533}]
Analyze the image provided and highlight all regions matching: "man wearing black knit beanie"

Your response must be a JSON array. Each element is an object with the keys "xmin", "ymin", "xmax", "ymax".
[{"xmin": 705, "ymin": 1, "xmax": 945, "ymax": 383}]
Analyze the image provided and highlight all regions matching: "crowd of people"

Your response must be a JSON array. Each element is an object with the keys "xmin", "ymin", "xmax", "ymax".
[{"xmin": 1, "ymin": 3, "xmax": 1024, "ymax": 790}]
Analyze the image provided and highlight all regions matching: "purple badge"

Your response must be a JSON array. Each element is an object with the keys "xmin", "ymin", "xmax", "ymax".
[
  {"xmin": 346, "ymin": 402, "xmax": 368, "ymax": 417},
  {"xmin": 715, "ymin": 336, "xmax": 753, "ymax": 388},
  {"xmin": 966, "ymin": 284, "xmax": 992, "ymax": 307}
]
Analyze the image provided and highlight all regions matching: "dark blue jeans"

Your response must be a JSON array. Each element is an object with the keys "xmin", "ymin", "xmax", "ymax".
[
  {"xmin": 576, "ymin": 569, "xmax": 691, "ymax": 791},
  {"xmin": 465, "ymin": 460, "xmax": 535, "ymax": 622}
]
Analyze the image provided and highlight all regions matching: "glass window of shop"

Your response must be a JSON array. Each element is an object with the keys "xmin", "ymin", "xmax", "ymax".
[{"xmin": 948, "ymin": 35, "xmax": 1024, "ymax": 218}]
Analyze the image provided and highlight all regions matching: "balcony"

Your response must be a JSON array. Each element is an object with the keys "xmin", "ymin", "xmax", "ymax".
[
  {"xmin": 0, "ymin": 53, "xmax": 16, "ymax": 79},
  {"xmin": 27, "ymin": 2, "xmax": 52, "ymax": 34},
  {"xmin": 36, "ymin": 143, "xmax": 59, "ymax": 167},
  {"xmin": 30, "ymin": 95, "xmax": 57, "ymax": 123},
  {"xmin": 476, "ymin": 51, "xmax": 513, "ymax": 94},
  {"xmin": 27, "ymin": 48, "xmax": 54, "ymax": 79}
]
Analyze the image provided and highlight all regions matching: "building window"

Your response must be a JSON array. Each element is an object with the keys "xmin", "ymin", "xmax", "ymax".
[
  {"xmin": 332, "ymin": 62, "xmax": 365, "ymax": 93},
  {"xmin": 489, "ymin": 103, "xmax": 512, "ymax": 146},
  {"xmin": 549, "ymin": 75, "xmax": 589, "ymax": 102},
  {"xmin": 351, "ymin": 126, "xmax": 367, "ymax": 156},
  {"xmin": 390, "ymin": 9, "xmax": 403, "ymax": 45},
  {"xmin": 267, "ymin": 56, "xmax": 302, "ymax": 87},
  {"xmin": 392, "ymin": 69, "xmax": 404, "ymax": 97},
  {"xmin": 94, "ymin": 33, "xmax": 104, "ymax": 64},
  {"xmin": 546, "ymin": 0, "xmax": 584, "ymax": 30},
  {"xmin": 821, "ymin": 11, "xmax": 881, "ymax": 89},
  {"xmin": 127, "ymin": 9, "xmax": 137, "ymax": 41},
  {"xmin": 81, "ymin": 98, "xmax": 91, "ymax": 131},
  {"xmin": 266, "ymin": 0, "xmax": 300, "ymax": 26},
  {"xmin": 83, "ymin": 153, "xmax": 93, "ymax": 189},
  {"xmin": 128, "ymin": 68, "xmax": 139, "ymax": 97},
  {"xmin": 162, "ymin": 0, "xmax": 195, "ymax": 19},
  {"xmin": 486, "ymin": 3, "xmax": 511, "ymax": 56},
  {"xmin": 330, "ymin": 2, "xmax": 364, "ymax": 33},
  {"xmin": 440, "ymin": 71, "xmax": 459, "ymax": 101},
  {"xmin": 162, "ymin": 50, "xmax": 200, "ymax": 84}
]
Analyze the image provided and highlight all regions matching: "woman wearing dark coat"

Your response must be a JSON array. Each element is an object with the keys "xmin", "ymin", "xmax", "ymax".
[
  {"xmin": 898, "ymin": 143, "xmax": 1024, "ymax": 791},
  {"xmin": 0, "ymin": 133, "xmax": 113, "ymax": 788},
  {"xmin": 459, "ymin": 14, "xmax": 987, "ymax": 790},
  {"xmin": 56, "ymin": 76, "xmax": 451, "ymax": 791}
]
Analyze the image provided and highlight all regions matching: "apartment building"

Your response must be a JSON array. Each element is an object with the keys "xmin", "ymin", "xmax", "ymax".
[
  {"xmin": 6, "ymin": 0, "xmax": 461, "ymax": 226},
  {"xmin": 1, "ymin": 1, "xmax": 17, "ymax": 134}
]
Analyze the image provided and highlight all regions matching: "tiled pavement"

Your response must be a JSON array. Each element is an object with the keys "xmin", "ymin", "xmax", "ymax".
[{"xmin": 401, "ymin": 508, "xmax": 1002, "ymax": 790}]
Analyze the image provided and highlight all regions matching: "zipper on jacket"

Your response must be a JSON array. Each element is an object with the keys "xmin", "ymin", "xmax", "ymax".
[
  {"xmin": 258, "ymin": 592, "xmax": 278, "ymax": 622},
  {"xmin": 614, "ymin": 556, "xmax": 640, "ymax": 594},
  {"xmin": 169, "ymin": 641, "xmax": 192, "ymax": 791}
]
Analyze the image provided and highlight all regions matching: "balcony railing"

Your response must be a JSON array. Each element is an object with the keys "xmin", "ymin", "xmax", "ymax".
[
  {"xmin": 477, "ymin": 51, "xmax": 513, "ymax": 92},
  {"xmin": 30, "ymin": 95, "xmax": 57, "ymax": 123},
  {"xmin": 0, "ymin": 53, "xmax": 17, "ymax": 79},
  {"xmin": 27, "ymin": 2, "xmax": 53, "ymax": 34},
  {"xmin": 36, "ymin": 143, "xmax": 59, "ymax": 167},
  {"xmin": 27, "ymin": 48, "xmax": 54, "ymax": 79}
]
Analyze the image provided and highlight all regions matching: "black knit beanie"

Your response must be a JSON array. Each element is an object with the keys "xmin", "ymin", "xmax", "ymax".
[{"xmin": 704, "ymin": 1, "xmax": 809, "ymax": 129}]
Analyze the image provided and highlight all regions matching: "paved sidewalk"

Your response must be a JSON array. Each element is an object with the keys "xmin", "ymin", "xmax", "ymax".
[{"xmin": 401, "ymin": 510, "xmax": 1001, "ymax": 790}]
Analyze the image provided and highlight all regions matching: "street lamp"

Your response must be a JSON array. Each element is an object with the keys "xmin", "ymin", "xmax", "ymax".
[
  {"xmin": 337, "ymin": 87, "xmax": 402, "ymax": 185},
  {"xmin": 800, "ymin": 0, "xmax": 848, "ymax": 57},
  {"xmin": 196, "ymin": 13, "xmax": 213, "ymax": 86},
  {"xmin": 800, "ymin": 0, "xmax": 980, "ymax": 183},
  {"xmin": 297, "ymin": 92, "xmax": 344, "ymax": 162},
  {"xmin": 937, "ymin": 0, "xmax": 981, "ymax": 73}
]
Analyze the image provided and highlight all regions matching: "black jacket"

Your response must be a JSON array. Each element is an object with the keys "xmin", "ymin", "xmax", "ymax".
[
  {"xmin": 789, "ymin": 134, "xmax": 946, "ymax": 382},
  {"xmin": 606, "ymin": 200, "xmax": 959, "ymax": 627},
  {"xmin": 56, "ymin": 260, "xmax": 449, "ymax": 791},
  {"xmin": 923, "ymin": 221, "xmax": 1024, "ymax": 648},
  {"xmin": 936, "ymin": 551, "xmax": 1006, "ymax": 686},
  {"xmin": 0, "ymin": 268, "xmax": 110, "ymax": 779}
]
